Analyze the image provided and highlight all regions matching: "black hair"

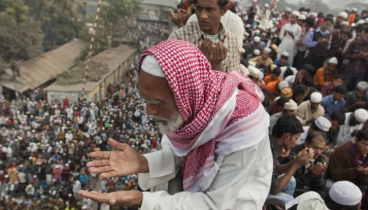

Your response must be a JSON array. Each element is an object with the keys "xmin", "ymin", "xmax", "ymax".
[
  {"xmin": 194, "ymin": 0, "xmax": 228, "ymax": 8},
  {"xmin": 356, "ymin": 24, "xmax": 365, "ymax": 32},
  {"xmin": 324, "ymin": 18, "xmax": 333, "ymax": 24},
  {"xmin": 273, "ymin": 67, "xmax": 281, "ymax": 76},
  {"xmin": 334, "ymin": 74, "xmax": 345, "ymax": 82},
  {"xmin": 326, "ymin": 14, "xmax": 334, "ymax": 19},
  {"xmin": 299, "ymin": 7, "xmax": 305, "ymax": 11},
  {"xmin": 262, "ymin": 89, "xmax": 271, "ymax": 108},
  {"xmin": 306, "ymin": 8, "xmax": 311, "ymax": 12},
  {"xmin": 306, "ymin": 131, "xmax": 326, "ymax": 144},
  {"xmin": 272, "ymin": 115, "xmax": 304, "ymax": 138},
  {"xmin": 305, "ymin": 17, "xmax": 315, "ymax": 28},
  {"xmin": 330, "ymin": 110, "xmax": 346, "ymax": 125},
  {"xmin": 311, "ymin": 120, "xmax": 324, "ymax": 132},
  {"xmin": 284, "ymin": 67, "xmax": 294, "ymax": 78},
  {"xmin": 303, "ymin": 64, "xmax": 316, "ymax": 76},
  {"xmin": 318, "ymin": 12, "xmax": 324, "ymax": 18},
  {"xmin": 356, "ymin": 129, "xmax": 368, "ymax": 141},
  {"xmin": 335, "ymin": 85, "xmax": 348, "ymax": 94},
  {"xmin": 293, "ymin": 84, "xmax": 308, "ymax": 96},
  {"xmin": 341, "ymin": 31, "xmax": 353, "ymax": 39},
  {"xmin": 364, "ymin": 26, "xmax": 368, "ymax": 33},
  {"xmin": 277, "ymin": 97, "xmax": 289, "ymax": 107}
]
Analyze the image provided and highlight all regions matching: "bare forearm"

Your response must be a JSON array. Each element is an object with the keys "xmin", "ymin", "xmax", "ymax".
[
  {"xmin": 139, "ymin": 155, "xmax": 149, "ymax": 173},
  {"xmin": 272, "ymin": 161, "xmax": 299, "ymax": 194}
]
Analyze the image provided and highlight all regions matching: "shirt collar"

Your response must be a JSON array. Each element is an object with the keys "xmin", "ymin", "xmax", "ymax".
[{"xmin": 194, "ymin": 22, "xmax": 227, "ymax": 42}]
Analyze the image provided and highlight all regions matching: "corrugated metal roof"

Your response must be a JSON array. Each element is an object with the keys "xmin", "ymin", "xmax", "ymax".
[
  {"xmin": 3, "ymin": 39, "xmax": 87, "ymax": 91},
  {"xmin": 140, "ymin": 0, "xmax": 176, "ymax": 8}
]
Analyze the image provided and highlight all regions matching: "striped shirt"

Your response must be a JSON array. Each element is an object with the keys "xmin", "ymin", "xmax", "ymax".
[
  {"xmin": 270, "ymin": 135, "xmax": 283, "ymax": 192},
  {"xmin": 168, "ymin": 22, "xmax": 241, "ymax": 73}
]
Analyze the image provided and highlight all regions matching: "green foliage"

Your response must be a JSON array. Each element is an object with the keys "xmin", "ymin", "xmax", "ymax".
[{"xmin": 56, "ymin": 61, "xmax": 109, "ymax": 85}]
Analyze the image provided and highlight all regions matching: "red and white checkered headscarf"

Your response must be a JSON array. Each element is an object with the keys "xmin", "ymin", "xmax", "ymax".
[{"xmin": 138, "ymin": 40, "xmax": 268, "ymax": 192}]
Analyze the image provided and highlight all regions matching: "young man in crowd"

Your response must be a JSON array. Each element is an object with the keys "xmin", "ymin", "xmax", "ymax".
[
  {"xmin": 329, "ymin": 129, "xmax": 368, "ymax": 191},
  {"xmin": 268, "ymin": 115, "xmax": 311, "ymax": 204},
  {"xmin": 269, "ymin": 99, "xmax": 298, "ymax": 135},
  {"xmin": 169, "ymin": 0, "xmax": 240, "ymax": 72},
  {"xmin": 297, "ymin": 92, "xmax": 325, "ymax": 126},
  {"xmin": 274, "ymin": 51, "xmax": 290, "ymax": 67},
  {"xmin": 285, "ymin": 64, "xmax": 315, "ymax": 89},
  {"xmin": 336, "ymin": 109, "xmax": 368, "ymax": 147},
  {"xmin": 264, "ymin": 67, "xmax": 282, "ymax": 85},
  {"xmin": 321, "ymin": 75, "xmax": 344, "ymax": 97},
  {"xmin": 320, "ymin": 85, "xmax": 347, "ymax": 117},
  {"xmin": 345, "ymin": 81, "xmax": 368, "ymax": 112}
]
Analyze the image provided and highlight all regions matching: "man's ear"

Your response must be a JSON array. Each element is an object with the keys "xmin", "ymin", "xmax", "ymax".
[{"xmin": 221, "ymin": 5, "xmax": 228, "ymax": 16}]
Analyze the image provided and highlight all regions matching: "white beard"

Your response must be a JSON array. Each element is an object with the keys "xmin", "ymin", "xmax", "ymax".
[{"xmin": 153, "ymin": 110, "xmax": 184, "ymax": 135}]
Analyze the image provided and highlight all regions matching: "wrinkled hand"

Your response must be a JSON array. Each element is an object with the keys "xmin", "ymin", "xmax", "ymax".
[
  {"xmin": 295, "ymin": 147, "xmax": 314, "ymax": 167},
  {"xmin": 87, "ymin": 138, "xmax": 147, "ymax": 178},
  {"xmin": 169, "ymin": 9, "xmax": 186, "ymax": 28},
  {"xmin": 78, "ymin": 190, "xmax": 143, "ymax": 207},
  {"xmin": 309, "ymin": 162, "xmax": 327, "ymax": 177}
]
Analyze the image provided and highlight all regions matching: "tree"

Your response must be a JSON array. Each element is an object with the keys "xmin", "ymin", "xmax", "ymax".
[{"xmin": 52, "ymin": 0, "xmax": 84, "ymax": 20}]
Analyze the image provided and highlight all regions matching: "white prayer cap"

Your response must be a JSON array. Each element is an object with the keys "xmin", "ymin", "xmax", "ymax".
[
  {"xmin": 357, "ymin": 19, "xmax": 365, "ymax": 25},
  {"xmin": 278, "ymin": 81, "xmax": 289, "ymax": 91},
  {"xmin": 82, "ymin": 205, "xmax": 88, "ymax": 209},
  {"xmin": 265, "ymin": 3, "xmax": 269, "ymax": 7},
  {"xmin": 365, "ymin": 18, "xmax": 368, "ymax": 24},
  {"xmin": 271, "ymin": 28, "xmax": 276, "ymax": 33},
  {"xmin": 353, "ymin": 8, "xmax": 357, "ymax": 12},
  {"xmin": 253, "ymin": 49, "xmax": 260, "ymax": 55},
  {"xmin": 284, "ymin": 100, "xmax": 298, "ymax": 110},
  {"xmin": 20, "ymin": 164, "xmax": 23, "ymax": 168},
  {"xmin": 246, "ymin": 24, "xmax": 251, "ymax": 28},
  {"xmin": 298, "ymin": 15, "xmax": 306, "ymax": 20},
  {"xmin": 329, "ymin": 181, "xmax": 362, "ymax": 206},
  {"xmin": 354, "ymin": 109, "xmax": 368, "ymax": 123},
  {"xmin": 315, "ymin": 117, "xmax": 331, "ymax": 132},
  {"xmin": 301, "ymin": 11, "xmax": 308, "ymax": 15},
  {"xmin": 254, "ymin": 36, "xmax": 261, "ymax": 43},
  {"xmin": 340, "ymin": 21, "xmax": 349, "ymax": 26},
  {"xmin": 285, "ymin": 7, "xmax": 292, "ymax": 12},
  {"xmin": 65, "ymin": 163, "xmax": 69, "ymax": 167},
  {"xmin": 55, "ymin": 165, "xmax": 59, "ymax": 169},
  {"xmin": 310, "ymin": 12, "xmax": 318, "ymax": 17},
  {"xmin": 248, "ymin": 66, "xmax": 260, "ymax": 77},
  {"xmin": 252, "ymin": 0, "xmax": 257, "ymax": 2},
  {"xmin": 357, "ymin": 81, "xmax": 368, "ymax": 91},
  {"xmin": 258, "ymin": 71, "xmax": 264, "ymax": 80},
  {"xmin": 5, "ymin": 175, "xmax": 9, "ymax": 178},
  {"xmin": 248, "ymin": 61, "xmax": 257, "ymax": 67},
  {"xmin": 291, "ymin": 11, "xmax": 300, "ymax": 16},
  {"xmin": 338, "ymin": 12, "xmax": 348, "ymax": 19},
  {"xmin": 240, "ymin": 64, "xmax": 249, "ymax": 75},
  {"xmin": 281, "ymin": 51, "xmax": 289, "ymax": 57},
  {"xmin": 328, "ymin": 57, "xmax": 338, "ymax": 65},
  {"xmin": 33, "ymin": 175, "xmax": 37, "ymax": 178},
  {"xmin": 254, "ymin": 30, "xmax": 260, "ymax": 34},
  {"xmin": 264, "ymin": 47, "xmax": 271, "ymax": 53},
  {"xmin": 310, "ymin": 92, "xmax": 323, "ymax": 103},
  {"xmin": 141, "ymin": 55, "xmax": 165, "ymax": 78},
  {"xmin": 244, "ymin": 32, "xmax": 249, "ymax": 37}
]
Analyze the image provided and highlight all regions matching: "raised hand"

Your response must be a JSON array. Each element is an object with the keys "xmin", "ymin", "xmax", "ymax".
[
  {"xmin": 78, "ymin": 190, "xmax": 143, "ymax": 207},
  {"xmin": 169, "ymin": 9, "xmax": 186, "ymax": 28},
  {"xmin": 87, "ymin": 138, "xmax": 148, "ymax": 178}
]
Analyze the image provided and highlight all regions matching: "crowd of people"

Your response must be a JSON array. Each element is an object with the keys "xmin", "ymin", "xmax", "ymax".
[
  {"xmin": 1, "ymin": 0, "xmax": 368, "ymax": 209},
  {"xmin": 0, "ymin": 60, "xmax": 166, "ymax": 209}
]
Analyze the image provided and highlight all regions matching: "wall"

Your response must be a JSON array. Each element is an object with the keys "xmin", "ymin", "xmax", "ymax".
[{"xmin": 47, "ymin": 91, "xmax": 91, "ymax": 105}]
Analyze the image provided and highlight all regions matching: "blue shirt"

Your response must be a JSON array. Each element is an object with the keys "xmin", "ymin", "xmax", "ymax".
[
  {"xmin": 304, "ymin": 27, "xmax": 331, "ymax": 50},
  {"xmin": 250, "ymin": 41, "xmax": 266, "ymax": 48},
  {"xmin": 321, "ymin": 94, "xmax": 346, "ymax": 117},
  {"xmin": 273, "ymin": 60, "xmax": 290, "ymax": 67}
]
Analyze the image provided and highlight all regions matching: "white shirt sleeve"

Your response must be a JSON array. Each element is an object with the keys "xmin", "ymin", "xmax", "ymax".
[{"xmin": 228, "ymin": 12, "xmax": 245, "ymax": 49}]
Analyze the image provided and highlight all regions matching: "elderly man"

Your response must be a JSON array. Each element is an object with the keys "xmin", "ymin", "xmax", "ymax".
[
  {"xmin": 269, "ymin": 99, "xmax": 298, "ymax": 135},
  {"xmin": 249, "ymin": 48, "xmax": 274, "ymax": 68},
  {"xmin": 336, "ymin": 109, "xmax": 368, "ymax": 147},
  {"xmin": 297, "ymin": 92, "xmax": 325, "ymax": 126},
  {"xmin": 346, "ymin": 81, "xmax": 368, "ymax": 112},
  {"xmin": 277, "ymin": 11, "xmax": 302, "ymax": 66},
  {"xmin": 330, "ymin": 129, "xmax": 368, "ymax": 191},
  {"xmin": 169, "ymin": 0, "xmax": 240, "ymax": 72},
  {"xmin": 313, "ymin": 57, "xmax": 338, "ymax": 90},
  {"xmin": 78, "ymin": 40, "xmax": 272, "ymax": 209}
]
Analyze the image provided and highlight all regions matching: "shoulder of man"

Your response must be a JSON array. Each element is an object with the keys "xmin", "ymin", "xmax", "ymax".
[{"xmin": 168, "ymin": 22, "xmax": 199, "ymax": 40}]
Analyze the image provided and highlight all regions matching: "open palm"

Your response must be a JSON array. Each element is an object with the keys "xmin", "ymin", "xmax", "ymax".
[
  {"xmin": 78, "ymin": 190, "xmax": 142, "ymax": 207},
  {"xmin": 87, "ymin": 139, "xmax": 141, "ymax": 178}
]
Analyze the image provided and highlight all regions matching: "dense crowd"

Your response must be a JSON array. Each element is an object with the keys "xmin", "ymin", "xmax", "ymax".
[{"xmin": 0, "ymin": 62, "xmax": 165, "ymax": 209}]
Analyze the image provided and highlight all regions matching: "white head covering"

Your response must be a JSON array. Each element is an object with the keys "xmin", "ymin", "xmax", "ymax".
[
  {"xmin": 254, "ymin": 36, "xmax": 261, "ymax": 42},
  {"xmin": 278, "ymin": 81, "xmax": 289, "ymax": 91},
  {"xmin": 365, "ymin": 18, "xmax": 368, "ymax": 24},
  {"xmin": 329, "ymin": 181, "xmax": 362, "ymax": 206},
  {"xmin": 338, "ymin": 12, "xmax": 348, "ymax": 19},
  {"xmin": 248, "ymin": 66, "xmax": 260, "ymax": 77},
  {"xmin": 301, "ymin": 11, "xmax": 308, "ymax": 15},
  {"xmin": 252, "ymin": 0, "xmax": 257, "ymax": 2},
  {"xmin": 248, "ymin": 61, "xmax": 257, "ymax": 67},
  {"xmin": 357, "ymin": 19, "xmax": 365, "ymax": 25},
  {"xmin": 357, "ymin": 81, "xmax": 368, "ymax": 91},
  {"xmin": 141, "ymin": 55, "xmax": 165, "ymax": 77},
  {"xmin": 285, "ymin": 7, "xmax": 292, "ymax": 13},
  {"xmin": 281, "ymin": 51, "xmax": 290, "ymax": 57},
  {"xmin": 310, "ymin": 12, "xmax": 318, "ymax": 18},
  {"xmin": 340, "ymin": 21, "xmax": 349, "ymax": 26},
  {"xmin": 264, "ymin": 47, "xmax": 271, "ymax": 53},
  {"xmin": 258, "ymin": 71, "xmax": 264, "ymax": 80},
  {"xmin": 244, "ymin": 32, "xmax": 249, "ymax": 37},
  {"xmin": 310, "ymin": 92, "xmax": 323, "ymax": 103},
  {"xmin": 315, "ymin": 117, "xmax": 331, "ymax": 132},
  {"xmin": 354, "ymin": 109, "xmax": 368, "ymax": 123},
  {"xmin": 328, "ymin": 57, "xmax": 338, "ymax": 65},
  {"xmin": 292, "ymin": 11, "xmax": 300, "ymax": 17},
  {"xmin": 284, "ymin": 100, "xmax": 297, "ymax": 111},
  {"xmin": 253, "ymin": 49, "xmax": 261, "ymax": 55},
  {"xmin": 352, "ymin": 8, "xmax": 357, "ymax": 12},
  {"xmin": 265, "ymin": 3, "xmax": 269, "ymax": 7},
  {"xmin": 298, "ymin": 15, "xmax": 306, "ymax": 20}
]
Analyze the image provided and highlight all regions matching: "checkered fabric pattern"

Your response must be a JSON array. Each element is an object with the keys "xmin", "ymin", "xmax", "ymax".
[
  {"xmin": 137, "ymin": 39, "xmax": 264, "ymax": 191},
  {"xmin": 168, "ymin": 22, "xmax": 241, "ymax": 73}
]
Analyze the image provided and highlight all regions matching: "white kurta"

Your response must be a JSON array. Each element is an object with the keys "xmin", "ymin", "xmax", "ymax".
[
  {"xmin": 138, "ymin": 129, "xmax": 273, "ymax": 210},
  {"xmin": 277, "ymin": 23, "xmax": 302, "ymax": 66},
  {"xmin": 260, "ymin": 9, "xmax": 271, "ymax": 29},
  {"xmin": 336, "ymin": 113, "xmax": 364, "ymax": 147}
]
